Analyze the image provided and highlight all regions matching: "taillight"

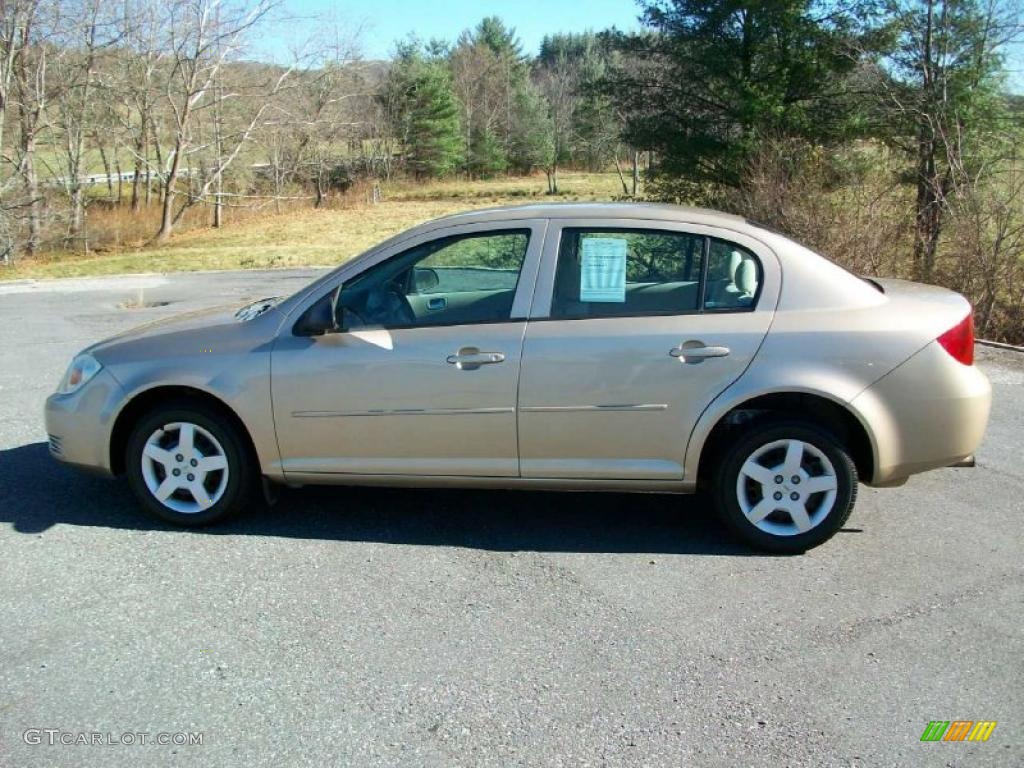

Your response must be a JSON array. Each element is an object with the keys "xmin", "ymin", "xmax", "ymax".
[{"xmin": 937, "ymin": 312, "xmax": 974, "ymax": 365}]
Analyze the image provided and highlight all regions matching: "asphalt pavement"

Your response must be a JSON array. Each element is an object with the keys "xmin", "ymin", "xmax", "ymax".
[{"xmin": 0, "ymin": 269, "xmax": 1021, "ymax": 767}]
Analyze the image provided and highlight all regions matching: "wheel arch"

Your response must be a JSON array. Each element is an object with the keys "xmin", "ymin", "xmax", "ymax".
[
  {"xmin": 692, "ymin": 389, "xmax": 878, "ymax": 488},
  {"xmin": 109, "ymin": 384, "xmax": 260, "ymax": 476}
]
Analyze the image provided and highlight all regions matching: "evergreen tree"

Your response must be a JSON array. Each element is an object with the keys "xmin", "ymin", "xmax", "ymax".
[
  {"xmin": 538, "ymin": 31, "xmax": 622, "ymax": 171},
  {"xmin": 384, "ymin": 44, "xmax": 464, "ymax": 178},
  {"xmin": 475, "ymin": 16, "xmax": 524, "ymax": 59},
  {"xmin": 508, "ymin": 79, "xmax": 555, "ymax": 173},
  {"xmin": 606, "ymin": 1, "xmax": 879, "ymax": 193},
  {"xmin": 449, "ymin": 17, "xmax": 529, "ymax": 175},
  {"xmin": 467, "ymin": 125, "xmax": 508, "ymax": 177}
]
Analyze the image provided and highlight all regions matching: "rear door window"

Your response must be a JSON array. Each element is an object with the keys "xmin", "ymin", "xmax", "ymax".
[{"xmin": 550, "ymin": 229, "xmax": 706, "ymax": 319}]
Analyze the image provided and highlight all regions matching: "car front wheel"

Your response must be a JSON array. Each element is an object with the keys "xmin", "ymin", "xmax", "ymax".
[
  {"xmin": 125, "ymin": 402, "xmax": 257, "ymax": 526},
  {"xmin": 713, "ymin": 420, "xmax": 857, "ymax": 553}
]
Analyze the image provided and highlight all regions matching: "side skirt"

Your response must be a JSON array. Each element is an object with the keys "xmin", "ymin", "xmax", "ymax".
[{"xmin": 276, "ymin": 472, "xmax": 697, "ymax": 494}]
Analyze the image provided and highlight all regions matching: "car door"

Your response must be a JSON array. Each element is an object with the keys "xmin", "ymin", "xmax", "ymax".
[
  {"xmin": 518, "ymin": 219, "xmax": 780, "ymax": 480},
  {"xmin": 271, "ymin": 220, "xmax": 546, "ymax": 477}
]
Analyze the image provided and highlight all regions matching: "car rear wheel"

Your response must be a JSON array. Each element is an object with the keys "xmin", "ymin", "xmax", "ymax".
[
  {"xmin": 713, "ymin": 420, "xmax": 857, "ymax": 553},
  {"xmin": 125, "ymin": 402, "xmax": 257, "ymax": 526}
]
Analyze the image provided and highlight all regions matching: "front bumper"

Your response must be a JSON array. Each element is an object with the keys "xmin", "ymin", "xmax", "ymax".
[
  {"xmin": 44, "ymin": 368, "xmax": 126, "ymax": 476},
  {"xmin": 851, "ymin": 341, "xmax": 992, "ymax": 485}
]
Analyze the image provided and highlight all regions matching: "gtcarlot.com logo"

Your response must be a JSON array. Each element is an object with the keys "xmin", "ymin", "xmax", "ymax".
[
  {"xmin": 23, "ymin": 729, "xmax": 203, "ymax": 747},
  {"xmin": 920, "ymin": 720, "xmax": 997, "ymax": 742}
]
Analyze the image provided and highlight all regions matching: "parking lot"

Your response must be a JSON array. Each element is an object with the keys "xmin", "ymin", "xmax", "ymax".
[{"xmin": 1, "ymin": 269, "xmax": 1021, "ymax": 767}]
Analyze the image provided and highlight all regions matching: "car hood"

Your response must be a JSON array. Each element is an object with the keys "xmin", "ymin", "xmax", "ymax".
[
  {"xmin": 86, "ymin": 299, "xmax": 283, "ymax": 359},
  {"xmin": 100, "ymin": 303, "xmax": 247, "ymax": 344}
]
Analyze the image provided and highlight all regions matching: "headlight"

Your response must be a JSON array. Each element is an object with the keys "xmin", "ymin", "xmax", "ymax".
[{"xmin": 57, "ymin": 354, "xmax": 102, "ymax": 395}]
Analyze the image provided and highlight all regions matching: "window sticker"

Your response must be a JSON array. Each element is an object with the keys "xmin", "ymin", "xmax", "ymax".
[{"xmin": 579, "ymin": 237, "xmax": 627, "ymax": 302}]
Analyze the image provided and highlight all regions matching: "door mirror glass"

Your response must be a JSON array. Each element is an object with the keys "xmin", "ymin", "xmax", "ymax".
[
  {"xmin": 293, "ymin": 291, "xmax": 338, "ymax": 336},
  {"xmin": 412, "ymin": 267, "xmax": 440, "ymax": 293}
]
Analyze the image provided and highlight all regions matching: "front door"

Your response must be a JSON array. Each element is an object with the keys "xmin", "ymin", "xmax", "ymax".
[
  {"xmin": 517, "ymin": 221, "xmax": 779, "ymax": 480},
  {"xmin": 271, "ymin": 222, "xmax": 545, "ymax": 477}
]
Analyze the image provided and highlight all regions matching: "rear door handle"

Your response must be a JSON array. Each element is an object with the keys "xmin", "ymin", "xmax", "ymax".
[
  {"xmin": 669, "ymin": 342, "xmax": 731, "ymax": 364},
  {"xmin": 446, "ymin": 346, "xmax": 505, "ymax": 370}
]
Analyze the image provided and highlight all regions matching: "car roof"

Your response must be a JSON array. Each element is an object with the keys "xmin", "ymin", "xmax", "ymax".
[
  {"xmin": 277, "ymin": 199, "xmax": 877, "ymax": 319},
  {"xmin": 425, "ymin": 202, "xmax": 751, "ymax": 229}
]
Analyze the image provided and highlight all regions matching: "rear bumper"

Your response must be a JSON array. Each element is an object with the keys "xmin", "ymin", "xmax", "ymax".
[
  {"xmin": 851, "ymin": 341, "xmax": 991, "ymax": 485},
  {"xmin": 44, "ymin": 369, "xmax": 124, "ymax": 476}
]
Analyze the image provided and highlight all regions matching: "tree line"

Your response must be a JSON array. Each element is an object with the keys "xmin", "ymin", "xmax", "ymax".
[
  {"xmin": 0, "ymin": 2, "xmax": 631, "ymax": 254},
  {"xmin": 1, "ymin": 0, "xmax": 1023, "ymax": 340},
  {"xmin": 615, "ymin": 0, "xmax": 1023, "ymax": 339}
]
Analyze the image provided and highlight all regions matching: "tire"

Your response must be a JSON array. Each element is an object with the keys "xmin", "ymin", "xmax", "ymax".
[
  {"xmin": 125, "ymin": 400, "xmax": 259, "ymax": 526},
  {"xmin": 712, "ymin": 419, "xmax": 858, "ymax": 554}
]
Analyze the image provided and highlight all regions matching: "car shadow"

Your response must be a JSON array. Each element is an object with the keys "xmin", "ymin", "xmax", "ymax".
[{"xmin": 2, "ymin": 442, "xmax": 771, "ymax": 556}]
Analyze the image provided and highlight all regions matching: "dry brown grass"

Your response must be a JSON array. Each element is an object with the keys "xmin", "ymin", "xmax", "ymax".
[{"xmin": 2, "ymin": 172, "xmax": 622, "ymax": 280}]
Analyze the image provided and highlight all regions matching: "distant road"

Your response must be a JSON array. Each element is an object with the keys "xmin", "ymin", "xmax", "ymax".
[{"xmin": 46, "ymin": 162, "xmax": 277, "ymax": 188}]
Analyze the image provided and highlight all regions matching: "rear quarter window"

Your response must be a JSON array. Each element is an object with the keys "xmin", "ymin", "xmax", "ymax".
[{"xmin": 703, "ymin": 239, "xmax": 761, "ymax": 310}]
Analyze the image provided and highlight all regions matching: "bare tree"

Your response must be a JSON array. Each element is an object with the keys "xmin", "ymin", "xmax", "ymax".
[
  {"xmin": 536, "ymin": 53, "xmax": 578, "ymax": 194},
  {"xmin": 116, "ymin": 0, "xmax": 165, "ymax": 211},
  {"xmin": 0, "ymin": 0, "xmax": 43, "ymax": 260},
  {"xmin": 299, "ymin": 36, "xmax": 368, "ymax": 208},
  {"xmin": 49, "ymin": 0, "xmax": 121, "ymax": 241},
  {"xmin": 9, "ymin": 0, "xmax": 46, "ymax": 254},
  {"xmin": 0, "ymin": 0, "xmax": 38, "ymax": 184},
  {"xmin": 941, "ymin": 121, "xmax": 1024, "ymax": 339},
  {"xmin": 154, "ymin": 0, "xmax": 277, "ymax": 241},
  {"xmin": 449, "ymin": 38, "xmax": 503, "ymax": 172},
  {"xmin": 255, "ymin": 20, "xmax": 368, "ymax": 210},
  {"xmin": 882, "ymin": 0, "xmax": 1022, "ymax": 280}
]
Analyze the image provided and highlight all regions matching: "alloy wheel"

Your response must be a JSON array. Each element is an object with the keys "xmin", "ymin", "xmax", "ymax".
[
  {"xmin": 140, "ymin": 421, "xmax": 230, "ymax": 514},
  {"xmin": 735, "ymin": 438, "xmax": 839, "ymax": 537}
]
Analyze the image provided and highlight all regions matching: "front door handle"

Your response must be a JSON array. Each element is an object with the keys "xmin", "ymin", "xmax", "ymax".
[
  {"xmin": 446, "ymin": 346, "xmax": 506, "ymax": 370},
  {"xmin": 669, "ymin": 341, "xmax": 731, "ymax": 364}
]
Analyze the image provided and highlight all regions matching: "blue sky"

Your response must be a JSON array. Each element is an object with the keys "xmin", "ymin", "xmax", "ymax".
[
  {"xmin": 261, "ymin": 0, "xmax": 1022, "ymax": 92},
  {"xmin": 264, "ymin": 0, "xmax": 644, "ymax": 60}
]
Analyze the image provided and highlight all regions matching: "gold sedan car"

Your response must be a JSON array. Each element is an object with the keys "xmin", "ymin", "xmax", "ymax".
[{"xmin": 45, "ymin": 204, "xmax": 991, "ymax": 552}]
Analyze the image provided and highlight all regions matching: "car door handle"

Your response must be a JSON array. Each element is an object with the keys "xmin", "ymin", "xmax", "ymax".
[
  {"xmin": 427, "ymin": 297, "xmax": 447, "ymax": 311},
  {"xmin": 669, "ymin": 342, "xmax": 731, "ymax": 363},
  {"xmin": 446, "ymin": 347, "xmax": 505, "ymax": 370}
]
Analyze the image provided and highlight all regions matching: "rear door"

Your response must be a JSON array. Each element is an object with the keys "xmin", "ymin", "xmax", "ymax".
[{"xmin": 517, "ymin": 219, "xmax": 780, "ymax": 480}]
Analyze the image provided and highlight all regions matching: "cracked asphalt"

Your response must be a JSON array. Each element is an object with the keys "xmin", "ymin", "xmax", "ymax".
[{"xmin": 0, "ymin": 269, "xmax": 1021, "ymax": 767}]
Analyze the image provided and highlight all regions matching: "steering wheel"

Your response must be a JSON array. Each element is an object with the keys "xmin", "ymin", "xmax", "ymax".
[
  {"xmin": 344, "ymin": 282, "xmax": 415, "ymax": 328},
  {"xmin": 385, "ymin": 280, "xmax": 416, "ymax": 325}
]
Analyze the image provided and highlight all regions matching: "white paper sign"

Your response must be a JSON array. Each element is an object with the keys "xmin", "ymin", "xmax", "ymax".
[{"xmin": 579, "ymin": 238, "xmax": 627, "ymax": 302}]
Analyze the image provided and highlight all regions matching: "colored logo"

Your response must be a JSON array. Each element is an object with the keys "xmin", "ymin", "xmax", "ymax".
[{"xmin": 920, "ymin": 721, "xmax": 997, "ymax": 742}]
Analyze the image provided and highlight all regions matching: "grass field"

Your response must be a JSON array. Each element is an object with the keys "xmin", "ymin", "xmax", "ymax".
[{"xmin": 1, "ymin": 172, "xmax": 626, "ymax": 281}]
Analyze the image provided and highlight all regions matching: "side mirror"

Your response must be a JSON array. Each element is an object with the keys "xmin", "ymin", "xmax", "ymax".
[
  {"xmin": 293, "ymin": 292, "xmax": 338, "ymax": 336},
  {"xmin": 413, "ymin": 267, "xmax": 440, "ymax": 293}
]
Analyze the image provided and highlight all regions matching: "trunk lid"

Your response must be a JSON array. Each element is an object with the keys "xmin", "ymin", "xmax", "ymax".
[{"xmin": 872, "ymin": 277, "xmax": 971, "ymax": 327}]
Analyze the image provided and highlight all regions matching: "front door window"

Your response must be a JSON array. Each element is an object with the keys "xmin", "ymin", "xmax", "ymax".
[{"xmin": 339, "ymin": 230, "xmax": 530, "ymax": 330}]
